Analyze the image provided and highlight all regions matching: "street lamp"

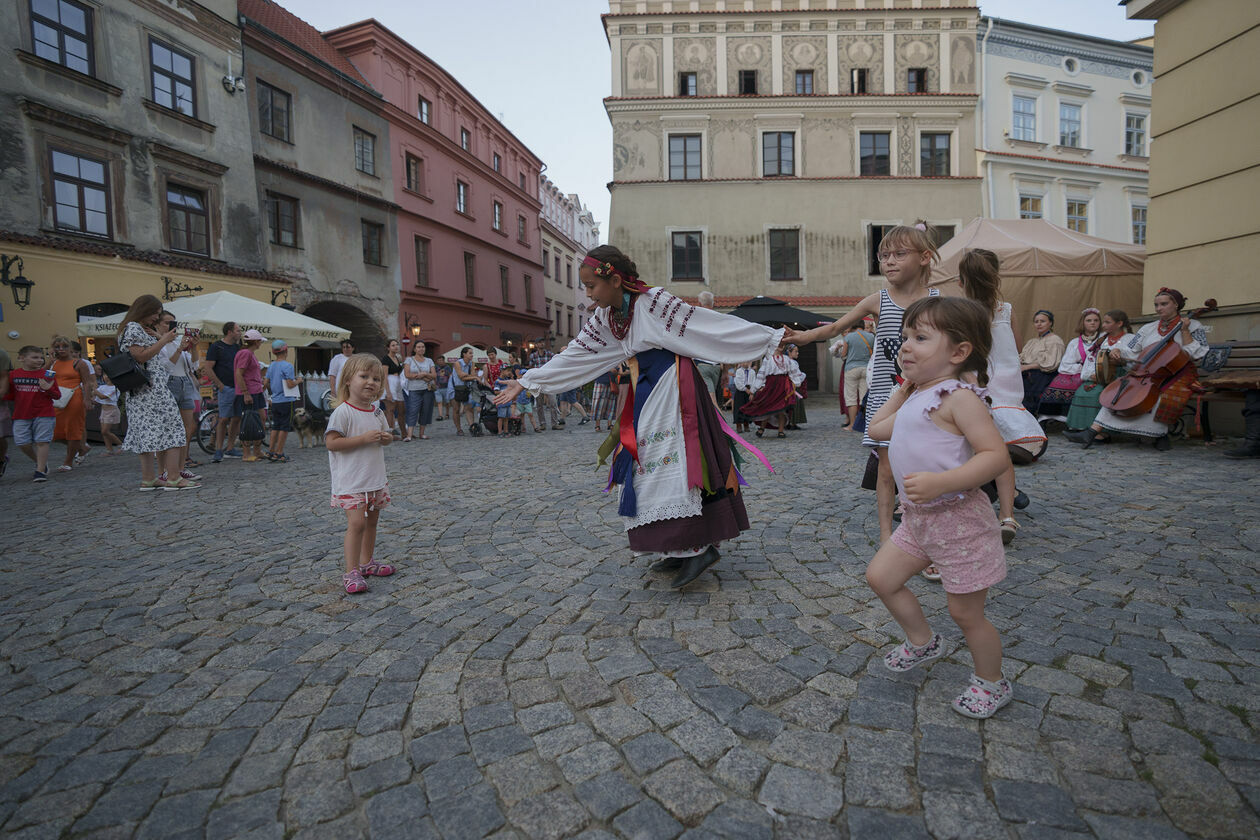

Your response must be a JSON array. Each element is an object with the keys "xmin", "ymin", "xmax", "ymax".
[
  {"xmin": 270, "ymin": 288, "xmax": 296, "ymax": 311},
  {"xmin": 0, "ymin": 254, "xmax": 33, "ymax": 310},
  {"xmin": 403, "ymin": 313, "xmax": 422, "ymax": 339}
]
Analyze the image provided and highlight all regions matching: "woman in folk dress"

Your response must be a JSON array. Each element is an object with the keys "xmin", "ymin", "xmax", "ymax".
[{"xmin": 494, "ymin": 245, "xmax": 781, "ymax": 590}]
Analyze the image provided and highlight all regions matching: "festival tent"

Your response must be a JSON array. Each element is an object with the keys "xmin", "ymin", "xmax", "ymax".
[
  {"xmin": 441, "ymin": 343, "xmax": 490, "ymax": 363},
  {"xmin": 930, "ymin": 219, "xmax": 1145, "ymax": 341},
  {"xmin": 74, "ymin": 290, "xmax": 350, "ymax": 345}
]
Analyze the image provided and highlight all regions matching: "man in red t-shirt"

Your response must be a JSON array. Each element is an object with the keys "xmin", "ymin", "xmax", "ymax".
[{"xmin": 6, "ymin": 345, "xmax": 62, "ymax": 481}]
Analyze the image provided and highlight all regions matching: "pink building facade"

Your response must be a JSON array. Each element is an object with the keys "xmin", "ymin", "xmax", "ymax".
[{"xmin": 325, "ymin": 21, "xmax": 547, "ymax": 357}]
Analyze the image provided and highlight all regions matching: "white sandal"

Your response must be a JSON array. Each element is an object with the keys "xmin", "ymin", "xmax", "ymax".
[{"xmin": 1000, "ymin": 518, "xmax": 1019, "ymax": 545}]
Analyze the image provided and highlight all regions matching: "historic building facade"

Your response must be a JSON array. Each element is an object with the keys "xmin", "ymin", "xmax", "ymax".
[
  {"xmin": 1125, "ymin": 0, "xmax": 1258, "ymax": 343},
  {"xmin": 540, "ymin": 177, "xmax": 601, "ymax": 348},
  {"xmin": 976, "ymin": 18, "xmax": 1153, "ymax": 245},
  {"xmin": 324, "ymin": 21, "xmax": 548, "ymax": 358},
  {"xmin": 0, "ymin": 0, "xmax": 275, "ymax": 357},
  {"xmin": 602, "ymin": 0, "xmax": 983, "ymax": 308},
  {"xmin": 239, "ymin": 0, "xmax": 399, "ymax": 358}
]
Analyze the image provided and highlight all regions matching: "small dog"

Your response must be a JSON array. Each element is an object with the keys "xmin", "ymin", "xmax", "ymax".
[{"xmin": 292, "ymin": 406, "xmax": 327, "ymax": 448}]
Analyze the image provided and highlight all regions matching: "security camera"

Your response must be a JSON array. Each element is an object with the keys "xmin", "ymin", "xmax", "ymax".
[{"xmin": 222, "ymin": 75, "xmax": 246, "ymax": 94}]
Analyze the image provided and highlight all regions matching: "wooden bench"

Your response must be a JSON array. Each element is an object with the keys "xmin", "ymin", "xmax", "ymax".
[{"xmin": 1196, "ymin": 340, "xmax": 1260, "ymax": 442}]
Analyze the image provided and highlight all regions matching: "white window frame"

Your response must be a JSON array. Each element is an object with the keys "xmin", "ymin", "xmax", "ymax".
[
  {"xmin": 665, "ymin": 225, "xmax": 709, "ymax": 284},
  {"xmin": 1012, "ymin": 94, "xmax": 1037, "ymax": 142},
  {"xmin": 1065, "ymin": 196, "xmax": 1090, "ymax": 233},
  {"xmin": 1124, "ymin": 111, "xmax": 1148, "ymax": 157},
  {"xmin": 1130, "ymin": 204, "xmax": 1148, "ymax": 245},
  {"xmin": 1058, "ymin": 101, "xmax": 1084, "ymax": 148}
]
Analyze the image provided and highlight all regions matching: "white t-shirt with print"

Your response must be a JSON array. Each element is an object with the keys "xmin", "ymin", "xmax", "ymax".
[{"xmin": 326, "ymin": 401, "xmax": 389, "ymax": 495}]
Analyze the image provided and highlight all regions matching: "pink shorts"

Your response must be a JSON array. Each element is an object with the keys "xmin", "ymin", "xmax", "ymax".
[
  {"xmin": 891, "ymin": 488, "xmax": 1006, "ymax": 594},
  {"xmin": 330, "ymin": 484, "xmax": 391, "ymax": 512}
]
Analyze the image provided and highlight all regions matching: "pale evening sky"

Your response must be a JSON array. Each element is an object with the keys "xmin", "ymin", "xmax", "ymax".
[{"xmin": 293, "ymin": 1, "xmax": 1154, "ymax": 244}]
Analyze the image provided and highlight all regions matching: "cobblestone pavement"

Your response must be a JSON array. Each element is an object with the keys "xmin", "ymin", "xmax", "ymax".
[{"xmin": 1, "ymin": 402, "xmax": 1257, "ymax": 840}]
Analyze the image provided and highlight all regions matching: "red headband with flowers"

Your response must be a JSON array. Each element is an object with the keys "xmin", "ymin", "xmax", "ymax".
[{"xmin": 582, "ymin": 256, "xmax": 652, "ymax": 295}]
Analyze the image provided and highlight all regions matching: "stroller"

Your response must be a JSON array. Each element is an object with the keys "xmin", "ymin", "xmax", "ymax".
[{"xmin": 465, "ymin": 383, "xmax": 495, "ymax": 436}]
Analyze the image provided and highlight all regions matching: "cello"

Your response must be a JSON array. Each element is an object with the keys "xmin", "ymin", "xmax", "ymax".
[{"xmin": 1099, "ymin": 299, "xmax": 1216, "ymax": 417}]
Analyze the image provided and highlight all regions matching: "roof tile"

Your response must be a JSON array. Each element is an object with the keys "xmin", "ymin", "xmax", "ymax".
[{"xmin": 238, "ymin": 0, "xmax": 368, "ymax": 86}]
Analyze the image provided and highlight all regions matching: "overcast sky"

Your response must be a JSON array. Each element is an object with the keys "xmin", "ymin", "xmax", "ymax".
[{"xmin": 294, "ymin": 1, "xmax": 1154, "ymax": 243}]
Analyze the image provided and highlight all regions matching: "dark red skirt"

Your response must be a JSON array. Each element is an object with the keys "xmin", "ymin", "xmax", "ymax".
[
  {"xmin": 627, "ymin": 360, "xmax": 751, "ymax": 553},
  {"xmin": 740, "ymin": 373, "xmax": 797, "ymax": 422}
]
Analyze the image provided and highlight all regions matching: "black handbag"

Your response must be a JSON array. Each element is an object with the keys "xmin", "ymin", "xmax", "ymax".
[
  {"xmin": 240, "ymin": 408, "xmax": 265, "ymax": 442},
  {"xmin": 100, "ymin": 350, "xmax": 150, "ymax": 394}
]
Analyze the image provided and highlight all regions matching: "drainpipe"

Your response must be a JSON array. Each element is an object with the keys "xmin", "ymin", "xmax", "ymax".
[{"xmin": 981, "ymin": 17, "xmax": 996, "ymax": 217}]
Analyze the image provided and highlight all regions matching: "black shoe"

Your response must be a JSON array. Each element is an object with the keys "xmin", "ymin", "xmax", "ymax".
[
  {"xmin": 579, "ymin": 418, "xmax": 589, "ymax": 425},
  {"xmin": 1063, "ymin": 429, "xmax": 1093, "ymax": 445},
  {"xmin": 650, "ymin": 556, "xmax": 685, "ymax": 574},
  {"xmin": 1153, "ymin": 434, "xmax": 1171, "ymax": 451},
  {"xmin": 1013, "ymin": 489, "xmax": 1029, "ymax": 510},
  {"xmin": 755, "ymin": 428, "xmax": 764, "ymax": 438},
  {"xmin": 1224, "ymin": 440, "xmax": 1260, "ymax": 458},
  {"xmin": 670, "ymin": 547, "xmax": 720, "ymax": 589}
]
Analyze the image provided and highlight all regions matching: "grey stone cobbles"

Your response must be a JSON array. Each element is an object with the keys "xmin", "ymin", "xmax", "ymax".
[{"xmin": 1, "ymin": 401, "xmax": 1256, "ymax": 837}]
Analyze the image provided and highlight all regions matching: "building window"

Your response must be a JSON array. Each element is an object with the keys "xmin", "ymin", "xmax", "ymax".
[
  {"xmin": 1131, "ymin": 205, "xmax": 1147, "ymax": 245},
  {"xmin": 1125, "ymin": 113, "xmax": 1147, "ymax": 156},
  {"xmin": 492, "ymin": 201, "xmax": 503, "ymax": 231},
  {"xmin": 518, "ymin": 215, "xmax": 527, "ymax": 243},
  {"xmin": 907, "ymin": 68, "xmax": 928, "ymax": 93},
  {"xmin": 415, "ymin": 236, "xmax": 430, "ymax": 286},
  {"xmin": 671, "ymin": 231, "xmax": 703, "ymax": 279},
  {"xmin": 493, "ymin": 152, "xmax": 502, "ymax": 172},
  {"xmin": 565, "ymin": 261, "xmax": 573, "ymax": 288},
  {"xmin": 257, "ymin": 80, "xmax": 291, "ymax": 142},
  {"xmin": 851, "ymin": 68, "xmax": 868, "ymax": 94},
  {"xmin": 167, "ymin": 185, "xmax": 209, "ymax": 255},
  {"xmin": 1019, "ymin": 194, "xmax": 1043, "ymax": 219},
  {"xmin": 1012, "ymin": 96, "xmax": 1036, "ymax": 142},
  {"xmin": 405, "ymin": 154, "xmax": 424, "ymax": 193},
  {"xmin": 460, "ymin": 127, "xmax": 471, "ymax": 151},
  {"xmin": 464, "ymin": 252, "xmax": 476, "ymax": 296},
  {"xmin": 361, "ymin": 220, "xmax": 383, "ymax": 265},
  {"xmin": 860, "ymin": 132, "xmax": 891, "ymax": 176},
  {"xmin": 30, "ymin": 0, "xmax": 94, "ymax": 75},
  {"xmin": 768, "ymin": 229, "xmax": 800, "ymax": 280},
  {"xmin": 867, "ymin": 224, "xmax": 896, "ymax": 275},
  {"xmin": 679, "ymin": 71, "xmax": 697, "ymax": 96},
  {"xmin": 267, "ymin": 193, "xmax": 297, "ymax": 247},
  {"xmin": 418, "ymin": 96, "xmax": 431, "ymax": 125},
  {"xmin": 1059, "ymin": 103, "xmax": 1082, "ymax": 147},
  {"xmin": 50, "ymin": 148, "xmax": 110, "ymax": 238},
  {"xmin": 500, "ymin": 265, "xmax": 510, "ymax": 304},
  {"xmin": 519, "ymin": 172, "xmax": 526, "ymax": 189},
  {"xmin": 456, "ymin": 181, "xmax": 468, "ymax": 214},
  {"xmin": 554, "ymin": 255, "xmax": 560, "ymax": 281},
  {"xmin": 567, "ymin": 312, "xmax": 574, "ymax": 336},
  {"xmin": 795, "ymin": 70, "xmax": 814, "ymax": 95},
  {"xmin": 738, "ymin": 70, "xmax": 758, "ymax": 95},
  {"xmin": 762, "ymin": 132, "xmax": 795, "ymax": 177},
  {"xmin": 150, "ymin": 39, "xmax": 196, "ymax": 117},
  {"xmin": 920, "ymin": 133, "xmax": 950, "ymax": 176},
  {"xmin": 1066, "ymin": 199, "xmax": 1088, "ymax": 233},
  {"xmin": 542, "ymin": 248, "xmax": 550, "ymax": 277},
  {"xmin": 524, "ymin": 274, "xmax": 533, "ymax": 310},
  {"xmin": 668, "ymin": 134, "xmax": 701, "ymax": 180},
  {"xmin": 354, "ymin": 127, "xmax": 376, "ymax": 175}
]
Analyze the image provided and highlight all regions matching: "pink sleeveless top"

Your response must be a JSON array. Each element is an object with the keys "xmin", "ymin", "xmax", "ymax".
[{"xmin": 888, "ymin": 379, "xmax": 988, "ymax": 506}]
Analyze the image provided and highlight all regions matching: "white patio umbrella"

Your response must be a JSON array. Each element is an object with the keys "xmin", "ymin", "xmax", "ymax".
[
  {"xmin": 75, "ymin": 290, "xmax": 350, "ymax": 345},
  {"xmin": 441, "ymin": 343, "xmax": 489, "ymax": 363},
  {"xmin": 491, "ymin": 346, "xmax": 514, "ymax": 359}
]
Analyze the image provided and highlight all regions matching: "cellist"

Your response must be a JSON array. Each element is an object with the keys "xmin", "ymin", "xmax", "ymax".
[{"xmin": 1065, "ymin": 288, "xmax": 1208, "ymax": 450}]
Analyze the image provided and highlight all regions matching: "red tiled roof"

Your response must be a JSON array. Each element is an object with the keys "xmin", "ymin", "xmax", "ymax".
[
  {"xmin": 979, "ymin": 148, "xmax": 1149, "ymax": 173},
  {"xmin": 0, "ymin": 230, "xmax": 291, "ymax": 283},
  {"xmin": 238, "ymin": 0, "xmax": 369, "ymax": 86},
  {"xmin": 606, "ymin": 93, "xmax": 978, "ymax": 101},
  {"xmin": 613, "ymin": 176, "xmax": 981, "ymax": 185},
  {"xmin": 680, "ymin": 295, "xmax": 863, "ymax": 308}
]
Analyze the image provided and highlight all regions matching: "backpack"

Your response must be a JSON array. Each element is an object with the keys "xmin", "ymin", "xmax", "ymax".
[{"xmin": 240, "ymin": 408, "xmax": 265, "ymax": 442}]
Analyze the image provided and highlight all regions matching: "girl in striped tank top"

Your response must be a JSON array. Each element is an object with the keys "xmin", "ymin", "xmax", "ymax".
[{"xmin": 784, "ymin": 221, "xmax": 941, "ymax": 544}]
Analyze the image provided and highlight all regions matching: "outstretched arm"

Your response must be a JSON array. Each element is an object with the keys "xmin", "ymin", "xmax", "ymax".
[{"xmin": 784, "ymin": 293, "xmax": 879, "ymax": 345}]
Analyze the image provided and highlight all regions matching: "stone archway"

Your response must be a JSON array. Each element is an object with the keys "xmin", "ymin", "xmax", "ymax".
[{"xmin": 302, "ymin": 300, "xmax": 388, "ymax": 358}]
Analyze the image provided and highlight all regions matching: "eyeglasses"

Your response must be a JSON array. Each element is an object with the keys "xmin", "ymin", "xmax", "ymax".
[{"xmin": 877, "ymin": 250, "xmax": 914, "ymax": 262}]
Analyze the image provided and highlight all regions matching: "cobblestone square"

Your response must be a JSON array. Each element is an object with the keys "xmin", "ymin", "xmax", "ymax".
[{"xmin": 1, "ymin": 403, "xmax": 1257, "ymax": 839}]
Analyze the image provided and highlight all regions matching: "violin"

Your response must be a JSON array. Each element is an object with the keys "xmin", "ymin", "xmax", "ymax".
[{"xmin": 1099, "ymin": 299, "xmax": 1216, "ymax": 417}]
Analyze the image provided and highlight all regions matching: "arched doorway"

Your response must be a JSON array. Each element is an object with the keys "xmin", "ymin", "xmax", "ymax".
[{"xmin": 299, "ymin": 300, "xmax": 387, "ymax": 374}]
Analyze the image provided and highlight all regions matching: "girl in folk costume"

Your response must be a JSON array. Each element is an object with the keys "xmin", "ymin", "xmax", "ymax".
[
  {"xmin": 494, "ymin": 245, "xmax": 782, "ymax": 590},
  {"xmin": 956, "ymin": 249, "xmax": 1046, "ymax": 546},
  {"xmin": 742, "ymin": 345, "xmax": 805, "ymax": 438},
  {"xmin": 865, "ymin": 296, "xmax": 1015, "ymax": 719},
  {"xmin": 1037, "ymin": 308, "xmax": 1101, "ymax": 424},
  {"xmin": 785, "ymin": 221, "xmax": 941, "ymax": 544},
  {"xmin": 1066, "ymin": 288, "xmax": 1207, "ymax": 451},
  {"xmin": 786, "ymin": 344, "xmax": 808, "ymax": 429},
  {"xmin": 1065, "ymin": 309, "xmax": 1133, "ymax": 432}
]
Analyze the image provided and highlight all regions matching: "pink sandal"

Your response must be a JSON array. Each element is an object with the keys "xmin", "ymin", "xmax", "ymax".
[
  {"xmin": 343, "ymin": 569, "xmax": 368, "ymax": 594},
  {"xmin": 952, "ymin": 675, "xmax": 1014, "ymax": 719},
  {"xmin": 359, "ymin": 559, "xmax": 395, "ymax": 577}
]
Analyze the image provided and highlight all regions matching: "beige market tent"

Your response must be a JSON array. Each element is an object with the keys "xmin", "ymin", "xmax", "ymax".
[
  {"xmin": 74, "ymin": 290, "xmax": 350, "ymax": 345},
  {"xmin": 441, "ymin": 343, "xmax": 489, "ymax": 364},
  {"xmin": 930, "ymin": 219, "xmax": 1145, "ymax": 341}
]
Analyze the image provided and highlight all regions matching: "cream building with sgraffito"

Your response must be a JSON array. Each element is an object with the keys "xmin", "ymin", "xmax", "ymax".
[
  {"xmin": 1124, "ymin": 0, "xmax": 1259, "ymax": 340},
  {"xmin": 602, "ymin": 0, "xmax": 983, "ymax": 316}
]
